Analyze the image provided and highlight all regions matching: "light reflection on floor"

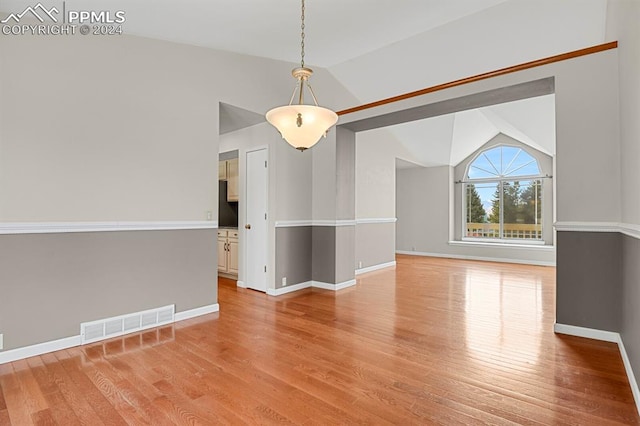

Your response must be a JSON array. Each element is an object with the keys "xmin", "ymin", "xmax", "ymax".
[
  {"xmin": 464, "ymin": 265, "xmax": 544, "ymax": 365},
  {"xmin": 81, "ymin": 326, "xmax": 175, "ymax": 364}
]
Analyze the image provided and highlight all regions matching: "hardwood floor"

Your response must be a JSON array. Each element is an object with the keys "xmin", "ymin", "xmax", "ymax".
[{"xmin": 1, "ymin": 255, "xmax": 638, "ymax": 425}]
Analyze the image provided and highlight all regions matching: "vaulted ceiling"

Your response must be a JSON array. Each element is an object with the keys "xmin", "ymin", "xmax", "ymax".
[
  {"xmin": 2, "ymin": 0, "xmax": 608, "ymax": 163},
  {"xmin": 381, "ymin": 94, "xmax": 556, "ymax": 168}
]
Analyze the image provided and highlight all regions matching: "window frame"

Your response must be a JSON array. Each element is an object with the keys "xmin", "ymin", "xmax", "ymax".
[{"xmin": 461, "ymin": 143, "xmax": 548, "ymax": 245}]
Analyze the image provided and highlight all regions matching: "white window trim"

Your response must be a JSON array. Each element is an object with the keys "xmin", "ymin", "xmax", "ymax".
[
  {"xmin": 460, "ymin": 143, "xmax": 549, "ymax": 245},
  {"xmin": 450, "ymin": 240, "xmax": 554, "ymax": 250},
  {"xmin": 460, "ymin": 236, "xmax": 546, "ymax": 245}
]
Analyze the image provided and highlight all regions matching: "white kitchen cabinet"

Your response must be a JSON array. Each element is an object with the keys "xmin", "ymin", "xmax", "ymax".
[
  {"xmin": 219, "ymin": 158, "xmax": 239, "ymax": 202},
  {"xmin": 218, "ymin": 160, "xmax": 227, "ymax": 180},
  {"xmin": 227, "ymin": 237, "xmax": 239, "ymax": 274},
  {"xmin": 226, "ymin": 158, "xmax": 239, "ymax": 202},
  {"xmin": 217, "ymin": 229, "xmax": 239, "ymax": 277},
  {"xmin": 217, "ymin": 236, "xmax": 227, "ymax": 271}
]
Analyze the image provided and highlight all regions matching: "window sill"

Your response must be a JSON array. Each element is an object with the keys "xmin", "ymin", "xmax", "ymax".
[{"xmin": 449, "ymin": 240, "xmax": 555, "ymax": 250}]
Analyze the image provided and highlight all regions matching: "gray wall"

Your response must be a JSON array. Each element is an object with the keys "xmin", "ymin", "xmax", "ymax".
[
  {"xmin": 336, "ymin": 127, "xmax": 356, "ymax": 220},
  {"xmin": 275, "ymin": 227, "xmax": 312, "ymax": 289},
  {"xmin": 305, "ymin": 127, "xmax": 358, "ymax": 286},
  {"xmin": 622, "ymin": 235, "xmax": 640, "ymax": 381},
  {"xmin": 333, "ymin": 129, "xmax": 357, "ymax": 283},
  {"xmin": 556, "ymin": 231, "xmax": 640, "ymax": 390},
  {"xmin": 275, "ymin": 224, "xmax": 358, "ymax": 287},
  {"xmin": 556, "ymin": 232, "xmax": 622, "ymax": 331},
  {"xmin": 607, "ymin": 0, "xmax": 640, "ymax": 225},
  {"xmin": 397, "ymin": 166, "xmax": 451, "ymax": 253},
  {"xmin": 355, "ymin": 223, "xmax": 396, "ymax": 270},
  {"xmin": 335, "ymin": 225, "xmax": 356, "ymax": 284},
  {"xmin": 353, "ymin": 129, "xmax": 415, "ymax": 271},
  {"xmin": 312, "ymin": 227, "xmax": 336, "ymax": 284},
  {"xmin": 0, "ymin": 229, "xmax": 217, "ymax": 351},
  {"xmin": 275, "ymin": 223, "xmax": 367, "ymax": 286},
  {"xmin": 606, "ymin": 1, "xmax": 640, "ymax": 397},
  {"xmin": 0, "ymin": 34, "xmax": 294, "ymax": 222},
  {"xmin": 355, "ymin": 129, "xmax": 413, "ymax": 220}
]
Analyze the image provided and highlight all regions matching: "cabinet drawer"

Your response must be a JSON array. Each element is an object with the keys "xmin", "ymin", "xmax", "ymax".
[
  {"xmin": 229, "ymin": 231, "xmax": 239, "ymax": 239},
  {"xmin": 217, "ymin": 230, "xmax": 228, "ymax": 238}
]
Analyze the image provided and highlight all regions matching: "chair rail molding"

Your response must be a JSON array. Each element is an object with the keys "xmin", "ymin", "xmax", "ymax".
[
  {"xmin": 0, "ymin": 221, "xmax": 218, "ymax": 235},
  {"xmin": 554, "ymin": 221, "xmax": 640, "ymax": 240},
  {"xmin": 275, "ymin": 220, "xmax": 356, "ymax": 228},
  {"xmin": 355, "ymin": 218, "xmax": 397, "ymax": 224}
]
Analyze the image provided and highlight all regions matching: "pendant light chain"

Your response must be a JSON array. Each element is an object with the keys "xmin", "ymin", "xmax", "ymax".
[{"xmin": 300, "ymin": 0, "xmax": 305, "ymax": 68}]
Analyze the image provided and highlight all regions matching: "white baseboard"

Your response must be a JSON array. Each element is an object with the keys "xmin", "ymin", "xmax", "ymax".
[
  {"xmin": 334, "ymin": 279, "xmax": 357, "ymax": 290},
  {"xmin": 356, "ymin": 261, "xmax": 396, "ymax": 275},
  {"xmin": 236, "ymin": 280, "xmax": 246, "ymax": 288},
  {"xmin": 618, "ymin": 337, "xmax": 640, "ymax": 415},
  {"xmin": 267, "ymin": 281, "xmax": 313, "ymax": 296},
  {"xmin": 0, "ymin": 303, "xmax": 220, "ymax": 365},
  {"xmin": 554, "ymin": 323, "xmax": 640, "ymax": 415},
  {"xmin": 174, "ymin": 303, "xmax": 220, "ymax": 322},
  {"xmin": 312, "ymin": 279, "xmax": 357, "ymax": 291},
  {"xmin": 267, "ymin": 279, "xmax": 357, "ymax": 296},
  {"xmin": 553, "ymin": 323, "xmax": 618, "ymax": 342},
  {"xmin": 396, "ymin": 250, "xmax": 556, "ymax": 267},
  {"xmin": 0, "ymin": 335, "xmax": 82, "ymax": 365}
]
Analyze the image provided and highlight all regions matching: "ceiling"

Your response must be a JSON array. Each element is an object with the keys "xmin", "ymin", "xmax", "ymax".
[{"xmin": 0, "ymin": 0, "xmax": 508, "ymax": 68}]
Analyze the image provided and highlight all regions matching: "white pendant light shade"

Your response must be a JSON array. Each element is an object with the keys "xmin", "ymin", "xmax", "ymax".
[
  {"xmin": 266, "ymin": 104, "xmax": 338, "ymax": 151},
  {"xmin": 266, "ymin": 0, "xmax": 338, "ymax": 151}
]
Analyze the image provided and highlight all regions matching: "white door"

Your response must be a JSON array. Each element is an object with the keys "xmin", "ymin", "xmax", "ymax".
[{"xmin": 245, "ymin": 148, "xmax": 268, "ymax": 292}]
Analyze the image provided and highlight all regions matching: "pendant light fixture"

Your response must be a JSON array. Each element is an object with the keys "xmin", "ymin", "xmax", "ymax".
[{"xmin": 265, "ymin": 0, "xmax": 338, "ymax": 151}]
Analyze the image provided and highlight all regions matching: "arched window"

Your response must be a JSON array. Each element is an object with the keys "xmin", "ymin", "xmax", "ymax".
[{"xmin": 464, "ymin": 145, "xmax": 545, "ymax": 241}]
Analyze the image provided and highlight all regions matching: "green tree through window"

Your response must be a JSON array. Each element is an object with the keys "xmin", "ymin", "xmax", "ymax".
[
  {"xmin": 489, "ymin": 180, "xmax": 542, "ymax": 226},
  {"xmin": 466, "ymin": 184, "xmax": 487, "ymax": 223}
]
